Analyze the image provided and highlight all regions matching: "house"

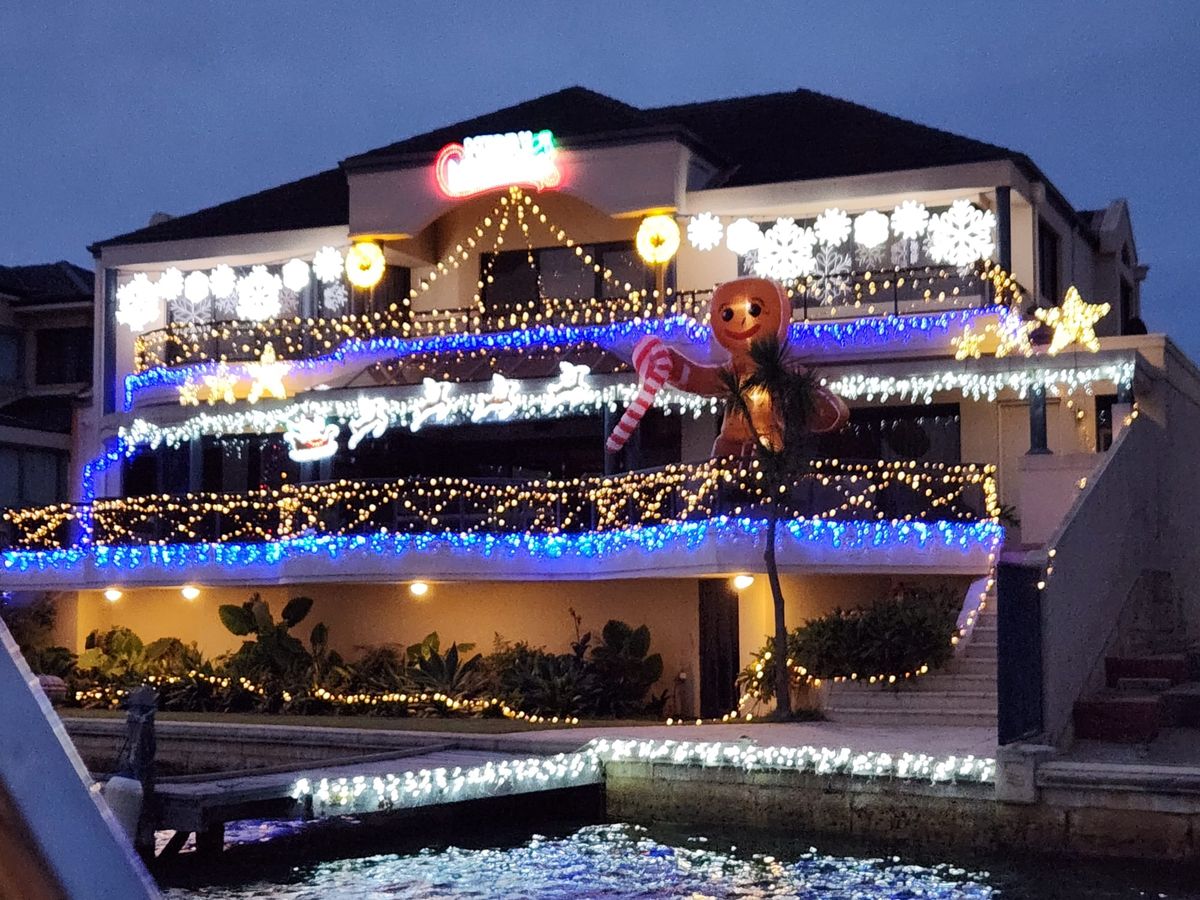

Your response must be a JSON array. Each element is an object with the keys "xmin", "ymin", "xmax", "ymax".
[
  {"xmin": 0, "ymin": 87, "xmax": 1188, "ymax": 745},
  {"xmin": 0, "ymin": 261, "xmax": 94, "ymax": 508}
]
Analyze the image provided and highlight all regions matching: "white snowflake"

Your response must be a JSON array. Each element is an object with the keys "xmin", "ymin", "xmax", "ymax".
[
  {"xmin": 279, "ymin": 288, "xmax": 300, "ymax": 317},
  {"xmin": 725, "ymin": 217, "xmax": 763, "ymax": 256},
  {"xmin": 235, "ymin": 265, "xmax": 283, "ymax": 321},
  {"xmin": 752, "ymin": 218, "xmax": 816, "ymax": 281},
  {"xmin": 312, "ymin": 246, "xmax": 345, "ymax": 284},
  {"xmin": 891, "ymin": 200, "xmax": 930, "ymax": 240},
  {"xmin": 281, "ymin": 258, "xmax": 311, "ymax": 292},
  {"xmin": 169, "ymin": 294, "xmax": 212, "ymax": 325},
  {"xmin": 891, "ymin": 238, "xmax": 921, "ymax": 268},
  {"xmin": 115, "ymin": 273, "xmax": 161, "ymax": 331},
  {"xmin": 686, "ymin": 212, "xmax": 723, "ymax": 251},
  {"xmin": 813, "ymin": 208, "xmax": 852, "ymax": 247},
  {"xmin": 183, "ymin": 270, "xmax": 210, "ymax": 303},
  {"xmin": 157, "ymin": 267, "xmax": 184, "ymax": 301},
  {"xmin": 926, "ymin": 199, "xmax": 997, "ymax": 268},
  {"xmin": 852, "ymin": 210, "xmax": 889, "ymax": 249},
  {"xmin": 210, "ymin": 264, "xmax": 237, "ymax": 299},
  {"xmin": 322, "ymin": 281, "xmax": 349, "ymax": 314},
  {"xmin": 856, "ymin": 241, "xmax": 886, "ymax": 269},
  {"xmin": 809, "ymin": 246, "xmax": 853, "ymax": 305}
]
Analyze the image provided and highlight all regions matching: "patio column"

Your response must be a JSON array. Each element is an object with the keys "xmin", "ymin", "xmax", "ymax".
[
  {"xmin": 1028, "ymin": 383, "xmax": 1051, "ymax": 455},
  {"xmin": 995, "ymin": 186, "xmax": 1012, "ymax": 273}
]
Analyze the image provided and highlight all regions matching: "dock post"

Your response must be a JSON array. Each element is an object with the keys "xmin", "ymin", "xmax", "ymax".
[{"xmin": 117, "ymin": 685, "xmax": 158, "ymax": 859}]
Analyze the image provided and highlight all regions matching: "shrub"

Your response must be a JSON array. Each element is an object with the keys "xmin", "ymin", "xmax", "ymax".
[
  {"xmin": 587, "ymin": 620, "xmax": 664, "ymax": 717},
  {"xmin": 739, "ymin": 584, "xmax": 962, "ymax": 701}
]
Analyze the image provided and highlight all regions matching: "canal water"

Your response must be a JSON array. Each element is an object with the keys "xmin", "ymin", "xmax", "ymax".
[{"xmin": 158, "ymin": 818, "xmax": 1198, "ymax": 899}]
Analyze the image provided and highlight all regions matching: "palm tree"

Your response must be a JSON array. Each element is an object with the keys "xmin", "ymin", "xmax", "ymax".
[{"xmin": 719, "ymin": 335, "xmax": 821, "ymax": 718}]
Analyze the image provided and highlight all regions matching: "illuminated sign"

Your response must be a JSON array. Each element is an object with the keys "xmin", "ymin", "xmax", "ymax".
[{"xmin": 435, "ymin": 129, "xmax": 561, "ymax": 199}]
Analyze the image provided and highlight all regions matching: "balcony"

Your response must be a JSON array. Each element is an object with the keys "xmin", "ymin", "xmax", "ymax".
[
  {"xmin": 131, "ymin": 265, "xmax": 1016, "ymax": 374},
  {"xmin": 0, "ymin": 459, "xmax": 1001, "ymax": 588}
]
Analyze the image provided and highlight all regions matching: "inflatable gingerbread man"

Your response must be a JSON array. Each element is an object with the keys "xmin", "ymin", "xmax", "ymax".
[{"xmin": 607, "ymin": 276, "xmax": 848, "ymax": 457}]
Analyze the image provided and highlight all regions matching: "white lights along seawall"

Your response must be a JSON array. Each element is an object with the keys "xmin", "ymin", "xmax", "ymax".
[{"xmin": 290, "ymin": 738, "xmax": 996, "ymax": 818}]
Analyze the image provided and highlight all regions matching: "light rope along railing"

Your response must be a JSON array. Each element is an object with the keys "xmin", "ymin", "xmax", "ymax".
[{"xmin": 1, "ymin": 459, "xmax": 997, "ymax": 552}]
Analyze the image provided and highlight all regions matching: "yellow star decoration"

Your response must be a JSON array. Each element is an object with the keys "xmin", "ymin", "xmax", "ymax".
[
  {"xmin": 202, "ymin": 367, "xmax": 239, "ymax": 406},
  {"xmin": 953, "ymin": 323, "xmax": 987, "ymax": 360},
  {"xmin": 1034, "ymin": 286, "xmax": 1111, "ymax": 354},
  {"xmin": 177, "ymin": 379, "xmax": 201, "ymax": 406},
  {"xmin": 245, "ymin": 342, "xmax": 291, "ymax": 404},
  {"xmin": 993, "ymin": 307, "xmax": 1037, "ymax": 359}
]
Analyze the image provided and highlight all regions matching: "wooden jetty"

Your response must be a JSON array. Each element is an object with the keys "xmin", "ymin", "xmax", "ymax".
[{"xmin": 152, "ymin": 742, "xmax": 603, "ymax": 857}]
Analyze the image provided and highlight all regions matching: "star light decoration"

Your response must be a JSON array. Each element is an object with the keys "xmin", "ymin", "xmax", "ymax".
[
  {"xmin": 952, "ymin": 323, "xmax": 988, "ymax": 361},
  {"xmin": 686, "ymin": 212, "xmax": 723, "ymax": 251},
  {"xmin": 245, "ymin": 342, "xmax": 291, "ymax": 404},
  {"xmin": 1034, "ymin": 286, "xmax": 1111, "ymax": 354},
  {"xmin": 992, "ymin": 306, "xmax": 1037, "ymax": 359}
]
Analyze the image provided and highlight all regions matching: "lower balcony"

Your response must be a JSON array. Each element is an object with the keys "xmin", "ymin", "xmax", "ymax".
[{"xmin": 0, "ymin": 459, "xmax": 1002, "ymax": 588}]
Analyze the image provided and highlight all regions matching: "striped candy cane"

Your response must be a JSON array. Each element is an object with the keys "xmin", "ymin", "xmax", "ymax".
[{"xmin": 606, "ymin": 335, "xmax": 672, "ymax": 453}]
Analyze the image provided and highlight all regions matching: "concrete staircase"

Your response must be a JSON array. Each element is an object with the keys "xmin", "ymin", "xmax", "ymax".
[{"xmin": 823, "ymin": 603, "xmax": 998, "ymax": 727}]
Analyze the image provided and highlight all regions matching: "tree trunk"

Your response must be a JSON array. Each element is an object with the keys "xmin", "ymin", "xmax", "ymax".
[{"xmin": 764, "ymin": 494, "xmax": 792, "ymax": 718}]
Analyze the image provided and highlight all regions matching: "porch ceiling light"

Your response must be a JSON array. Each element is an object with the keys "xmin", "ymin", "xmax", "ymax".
[
  {"xmin": 732, "ymin": 574, "xmax": 755, "ymax": 591},
  {"xmin": 181, "ymin": 585, "xmax": 201, "ymax": 601},
  {"xmin": 103, "ymin": 588, "xmax": 122, "ymax": 603},
  {"xmin": 409, "ymin": 581, "xmax": 430, "ymax": 597}
]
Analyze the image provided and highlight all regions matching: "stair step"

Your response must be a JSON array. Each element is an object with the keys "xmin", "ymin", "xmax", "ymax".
[
  {"xmin": 961, "ymin": 644, "xmax": 997, "ymax": 661},
  {"xmin": 949, "ymin": 658, "xmax": 998, "ymax": 676},
  {"xmin": 1074, "ymin": 694, "xmax": 1161, "ymax": 743},
  {"xmin": 1105, "ymin": 655, "xmax": 1189, "ymax": 689},
  {"xmin": 830, "ymin": 674, "xmax": 996, "ymax": 693},
  {"xmin": 1116, "ymin": 677, "xmax": 1173, "ymax": 692},
  {"xmin": 826, "ymin": 690, "xmax": 996, "ymax": 712},
  {"xmin": 826, "ymin": 708, "xmax": 997, "ymax": 727},
  {"xmin": 1162, "ymin": 683, "xmax": 1200, "ymax": 727}
]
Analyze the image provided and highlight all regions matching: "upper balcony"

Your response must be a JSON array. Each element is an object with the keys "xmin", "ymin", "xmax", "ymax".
[{"xmin": 1, "ymin": 458, "xmax": 1001, "ymax": 587}]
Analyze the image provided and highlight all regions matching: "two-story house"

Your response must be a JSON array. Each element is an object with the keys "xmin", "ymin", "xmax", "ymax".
[{"xmin": 1, "ymin": 88, "xmax": 1190, "ymax": 745}]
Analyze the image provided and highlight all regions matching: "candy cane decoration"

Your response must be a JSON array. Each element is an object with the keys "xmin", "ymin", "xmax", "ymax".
[{"xmin": 606, "ymin": 335, "xmax": 672, "ymax": 453}]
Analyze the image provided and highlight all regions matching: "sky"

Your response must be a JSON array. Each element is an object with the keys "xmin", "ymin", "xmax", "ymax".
[{"xmin": 1, "ymin": 2, "xmax": 1197, "ymax": 350}]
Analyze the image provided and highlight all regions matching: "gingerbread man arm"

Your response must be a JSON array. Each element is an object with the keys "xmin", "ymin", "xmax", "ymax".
[{"xmin": 663, "ymin": 346, "xmax": 730, "ymax": 397}]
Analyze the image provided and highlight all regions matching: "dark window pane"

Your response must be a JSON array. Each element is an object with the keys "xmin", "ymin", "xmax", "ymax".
[
  {"xmin": 482, "ymin": 251, "xmax": 540, "ymax": 312},
  {"xmin": 35, "ymin": 327, "xmax": 92, "ymax": 384},
  {"xmin": 0, "ymin": 332, "xmax": 20, "ymax": 383},
  {"xmin": 1038, "ymin": 219, "xmax": 1060, "ymax": 304},
  {"xmin": 540, "ymin": 248, "xmax": 593, "ymax": 299}
]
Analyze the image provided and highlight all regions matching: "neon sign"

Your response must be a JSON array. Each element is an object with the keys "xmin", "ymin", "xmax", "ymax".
[{"xmin": 435, "ymin": 129, "xmax": 561, "ymax": 198}]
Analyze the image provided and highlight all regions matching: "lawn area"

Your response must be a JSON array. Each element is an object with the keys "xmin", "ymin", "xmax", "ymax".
[{"xmin": 57, "ymin": 708, "xmax": 670, "ymax": 733}]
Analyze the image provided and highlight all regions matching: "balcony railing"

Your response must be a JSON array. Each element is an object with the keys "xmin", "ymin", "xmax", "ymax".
[
  {"xmin": 131, "ymin": 265, "xmax": 1018, "ymax": 373},
  {"xmin": 1, "ymin": 459, "xmax": 997, "ymax": 553}
]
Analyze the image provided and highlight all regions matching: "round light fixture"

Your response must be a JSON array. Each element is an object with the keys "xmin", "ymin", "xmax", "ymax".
[
  {"xmin": 345, "ymin": 241, "xmax": 386, "ymax": 289},
  {"xmin": 732, "ymin": 574, "xmax": 755, "ymax": 591},
  {"xmin": 636, "ymin": 215, "xmax": 681, "ymax": 265},
  {"xmin": 103, "ymin": 588, "xmax": 123, "ymax": 603},
  {"xmin": 408, "ymin": 581, "xmax": 429, "ymax": 597},
  {"xmin": 181, "ymin": 585, "xmax": 201, "ymax": 601}
]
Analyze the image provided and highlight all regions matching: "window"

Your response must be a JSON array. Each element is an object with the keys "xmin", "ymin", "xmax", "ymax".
[
  {"xmin": 480, "ymin": 242, "xmax": 659, "ymax": 312},
  {"xmin": 35, "ymin": 327, "xmax": 92, "ymax": 385},
  {"xmin": 815, "ymin": 404, "xmax": 961, "ymax": 465},
  {"xmin": 1038, "ymin": 218, "xmax": 1061, "ymax": 304},
  {"xmin": 1095, "ymin": 395, "xmax": 1117, "ymax": 451},
  {"xmin": 0, "ymin": 445, "xmax": 67, "ymax": 507},
  {"xmin": 0, "ymin": 331, "xmax": 19, "ymax": 384}
]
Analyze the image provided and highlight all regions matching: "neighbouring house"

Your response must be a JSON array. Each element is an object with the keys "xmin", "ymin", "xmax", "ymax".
[
  {"xmin": 0, "ymin": 87, "xmax": 1191, "ymax": 747},
  {"xmin": 0, "ymin": 261, "xmax": 94, "ymax": 508}
]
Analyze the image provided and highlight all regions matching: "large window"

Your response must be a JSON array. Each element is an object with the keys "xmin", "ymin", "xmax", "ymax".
[
  {"xmin": 35, "ymin": 327, "xmax": 92, "ymax": 385},
  {"xmin": 480, "ymin": 242, "xmax": 660, "ymax": 312},
  {"xmin": 0, "ymin": 445, "xmax": 67, "ymax": 507},
  {"xmin": 0, "ymin": 331, "xmax": 19, "ymax": 384},
  {"xmin": 1038, "ymin": 218, "xmax": 1061, "ymax": 305}
]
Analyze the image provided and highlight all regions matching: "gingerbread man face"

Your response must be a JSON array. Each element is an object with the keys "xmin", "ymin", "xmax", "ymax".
[{"xmin": 709, "ymin": 277, "xmax": 790, "ymax": 362}]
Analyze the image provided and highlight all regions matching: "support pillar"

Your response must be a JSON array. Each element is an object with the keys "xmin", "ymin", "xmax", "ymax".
[
  {"xmin": 1028, "ymin": 384, "xmax": 1051, "ymax": 455},
  {"xmin": 995, "ymin": 186, "xmax": 1012, "ymax": 273}
]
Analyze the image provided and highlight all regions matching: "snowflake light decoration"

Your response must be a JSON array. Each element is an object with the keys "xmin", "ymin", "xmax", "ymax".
[
  {"xmin": 852, "ymin": 210, "xmax": 889, "ymax": 249},
  {"xmin": 813, "ymin": 208, "xmax": 852, "ymax": 247},
  {"xmin": 157, "ymin": 267, "xmax": 185, "ymax": 301},
  {"xmin": 927, "ymin": 200, "xmax": 996, "ymax": 269},
  {"xmin": 169, "ymin": 293, "xmax": 211, "ymax": 326},
  {"xmin": 312, "ymin": 246, "xmax": 345, "ymax": 284},
  {"xmin": 752, "ymin": 218, "xmax": 816, "ymax": 281},
  {"xmin": 281, "ymin": 258, "xmax": 311, "ymax": 292},
  {"xmin": 235, "ymin": 265, "xmax": 283, "ymax": 321},
  {"xmin": 725, "ymin": 218, "xmax": 764, "ymax": 256},
  {"xmin": 115, "ymin": 273, "xmax": 161, "ymax": 331},
  {"xmin": 686, "ymin": 213, "xmax": 723, "ymax": 251},
  {"xmin": 891, "ymin": 200, "xmax": 930, "ymax": 240},
  {"xmin": 809, "ymin": 246, "xmax": 853, "ymax": 305},
  {"xmin": 183, "ymin": 271, "xmax": 210, "ymax": 303},
  {"xmin": 322, "ymin": 282, "xmax": 349, "ymax": 314},
  {"xmin": 210, "ymin": 265, "xmax": 237, "ymax": 300}
]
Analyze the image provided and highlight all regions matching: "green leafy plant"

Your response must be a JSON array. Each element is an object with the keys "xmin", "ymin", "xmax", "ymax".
[
  {"xmin": 407, "ymin": 632, "xmax": 484, "ymax": 700},
  {"xmin": 587, "ymin": 620, "xmax": 664, "ymax": 717},
  {"xmin": 218, "ymin": 594, "xmax": 325, "ymax": 688}
]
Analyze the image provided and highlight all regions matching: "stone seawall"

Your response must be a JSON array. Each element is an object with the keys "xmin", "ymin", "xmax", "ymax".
[{"xmin": 606, "ymin": 759, "xmax": 1200, "ymax": 861}]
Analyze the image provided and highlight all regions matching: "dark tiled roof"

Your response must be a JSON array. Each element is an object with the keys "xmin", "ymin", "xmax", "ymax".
[
  {"xmin": 91, "ymin": 86, "xmax": 1048, "ymax": 251},
  {"xmin": 0, "ymin": 261, "xmax": 93, "ymax": 304},
  {"xmin": 88, "ymin": 168, "xmax": 349, "ymax": 252}
]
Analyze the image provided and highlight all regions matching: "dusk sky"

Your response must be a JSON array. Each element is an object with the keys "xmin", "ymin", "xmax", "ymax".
[{"xmin": 2, "ymin": 2, "xmax": 1196, "ymax": 349}]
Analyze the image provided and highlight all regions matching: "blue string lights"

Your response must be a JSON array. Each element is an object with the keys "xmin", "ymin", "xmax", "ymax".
[{"xmin": 1, "ymin": 516, "xmax": 1003, "ymax": 578}]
